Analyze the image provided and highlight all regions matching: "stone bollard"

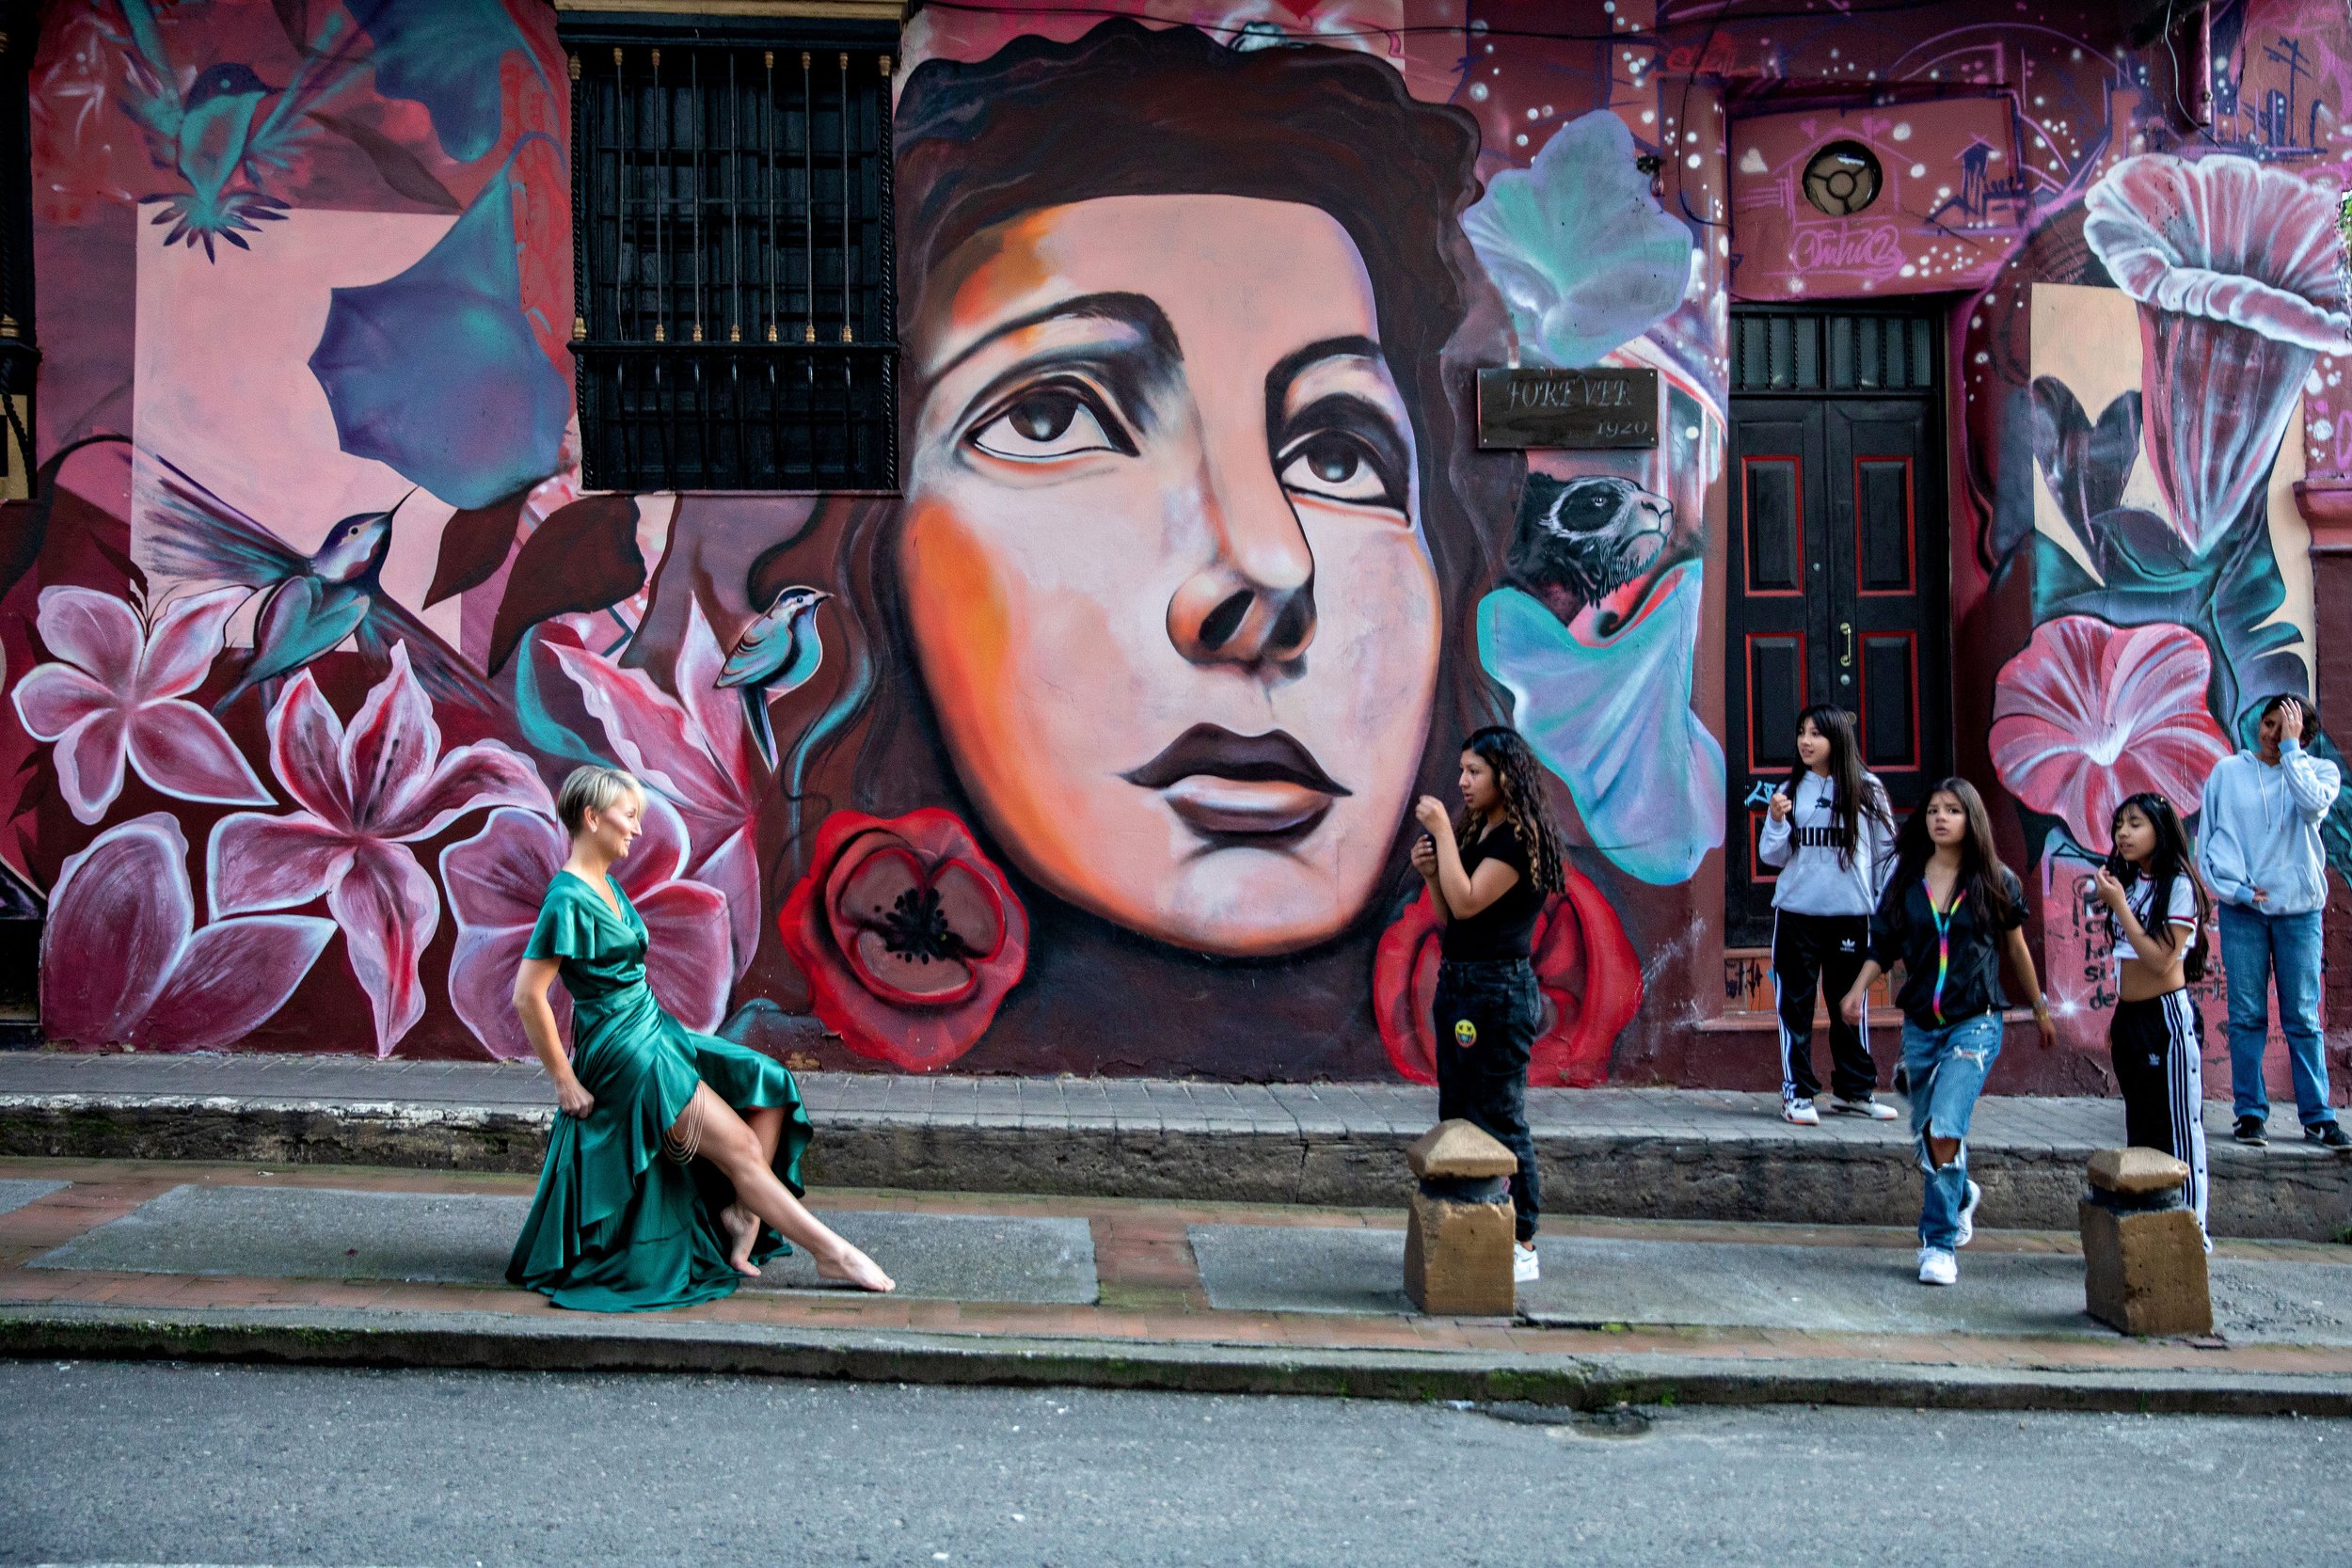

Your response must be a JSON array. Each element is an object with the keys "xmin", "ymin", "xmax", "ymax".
[
  {"xmin": 2080, "ymin": 1146, "xmax": 2211, "ymax": 1337},
  {"xmin": 1403, "ymin": 1119, "xmax": 1519, "ymax": 1316}
]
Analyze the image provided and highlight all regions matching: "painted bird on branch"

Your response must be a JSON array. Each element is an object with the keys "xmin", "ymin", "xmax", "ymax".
[
  {"xmin": 716, "ymin": 586, "xmax": 831, "ymax": 772},
  {"xmin": 141, "ymin": 455, "xmax": 499, "ymax": 714}
]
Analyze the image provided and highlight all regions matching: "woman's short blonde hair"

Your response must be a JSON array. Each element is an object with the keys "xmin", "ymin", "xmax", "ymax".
[{"xmin": 556, "ymin": 765, "xmax": 642, "ymax": 836}]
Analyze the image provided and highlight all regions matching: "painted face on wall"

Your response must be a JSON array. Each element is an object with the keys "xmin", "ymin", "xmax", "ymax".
[{"xmin": 898, "ymin": 193, "xmax": 1442, "ymax": 958}]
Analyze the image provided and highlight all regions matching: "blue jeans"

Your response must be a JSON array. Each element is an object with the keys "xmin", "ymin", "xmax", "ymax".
[
  {"xmin": 2217, "ymin": 905, "xmax": 2336, "ymax": 1128},
  {"xmin": 1902, "ymin": 1012, "xmax": 2003, "ymax": 1251}
]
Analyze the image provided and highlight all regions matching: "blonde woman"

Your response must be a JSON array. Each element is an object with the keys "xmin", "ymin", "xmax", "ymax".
[{"xmin": 506, "ymin": 765, "xmax": 892, "ymax": 1309}]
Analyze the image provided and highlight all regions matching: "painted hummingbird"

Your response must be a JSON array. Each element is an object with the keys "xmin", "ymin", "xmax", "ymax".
[
  {"xmin": 716, "ymin": 586, "xmax": 831, "ymax": 772},
  {"xmin": 142, "ymin": 454, "xmax": 498, "ymax": 713}
]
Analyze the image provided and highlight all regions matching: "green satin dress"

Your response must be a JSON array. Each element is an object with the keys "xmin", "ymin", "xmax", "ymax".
[{"xmin": 506, "ymin": 871, "xmax": 813, "ymax": 1312}]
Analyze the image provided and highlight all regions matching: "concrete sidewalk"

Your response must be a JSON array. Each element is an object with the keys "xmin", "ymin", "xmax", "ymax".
[
  {"xmin": 3, "ymin": 1157, "xmax": 2349, "ymax": 1417},
  {"xmin": 2, "ymin": 1052, "xmax": 2348, "ymax": 1237}
]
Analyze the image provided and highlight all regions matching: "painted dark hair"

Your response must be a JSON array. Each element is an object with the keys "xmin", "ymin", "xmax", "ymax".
[
  {"xmin": 1457, "ymin": 726, "xmax": 1568, "ymax": 897},
  {"xmin": 1784, "ymin": 704, "xmax": 1889, "ymax": 870},
  {"xmin": 2110, "ymin": 791, "xmax": 2211, "ymax": 979},
  {"xmin": 1890, "ymin": 777, "xmax": 2018, "ymax": 927}
]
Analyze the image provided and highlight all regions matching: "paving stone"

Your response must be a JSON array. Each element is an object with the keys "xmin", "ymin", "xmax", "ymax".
[
  {"xmin": 0, "ymin": 1179, "xmax": 65, "ymax": 1218},
  {"xmin": 29, "ymin": 1185, "xmax": 1098, "ymax": 1304}
]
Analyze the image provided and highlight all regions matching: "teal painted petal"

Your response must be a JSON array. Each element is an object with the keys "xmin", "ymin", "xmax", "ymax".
[
  {"xmin": 1478, "ymin": 568, "xmax": 1724, "ymax": 886},
  {"xmin": 308, "ymin": 154, "xmax": 567, "ymax": 510},
  {"xmin": 1462, "ymin": 111, "xmax": 1695, "ymax": 369},
  {"xmin": 347, "ymin": 0, "xmax": 534, "ymax": 164}
]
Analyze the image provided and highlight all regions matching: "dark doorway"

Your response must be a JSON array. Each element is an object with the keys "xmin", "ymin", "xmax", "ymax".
[{"xmin": 1725, "ymin": 308, "xmax": 1952, "ymax": 947}]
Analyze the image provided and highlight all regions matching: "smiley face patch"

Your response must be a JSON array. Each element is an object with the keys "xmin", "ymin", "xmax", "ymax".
[{"xmin": 1454, "ymin": 1019, "xmax": 1478, "ymax": 1047}]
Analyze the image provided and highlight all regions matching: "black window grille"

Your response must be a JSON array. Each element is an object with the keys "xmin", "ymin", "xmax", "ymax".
[
  {"xmin": 1731, "ymin": 309, "xmax": 1935, "ymax": 395},
  {"xmin": 565, "ymin": 18, "xmax": 897, "ymax": 492}
]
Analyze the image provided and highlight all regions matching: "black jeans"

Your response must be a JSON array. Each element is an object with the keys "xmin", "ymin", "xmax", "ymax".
[{"xmin": 1432, "ymin": 957, "xmax": 1542, "ymax": 1243}]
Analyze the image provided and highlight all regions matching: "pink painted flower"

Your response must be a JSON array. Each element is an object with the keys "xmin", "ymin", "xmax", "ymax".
[
  {"xmin": 1990, "ymin": 615, "xmax": 2233, "ymax": 854},
  {"xmin": 42, "ymin": 813, "xmax": 334, "ymax": 1051},
  {"xmin": 206, "ymin": 644, "xmax": 546, "ymax": 1054},
  {"xmin": 10, "ymin": 585, "xmax": 272, "ymax": 824},
  {"xmin": 439, "ymin": 796, "xmax": 732, "ymax": 1060},
  {"xmin": 551, "ymin": 596, "xmax": 759, "ymax": 977}
]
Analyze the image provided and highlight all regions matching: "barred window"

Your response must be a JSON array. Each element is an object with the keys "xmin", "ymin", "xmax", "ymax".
[{"xmin": 564, "ymin": 18, "xmax": 898, "ymax": 492}]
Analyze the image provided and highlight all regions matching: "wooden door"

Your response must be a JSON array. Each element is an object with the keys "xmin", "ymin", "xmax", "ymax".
[{"xmin": 1725, "ymin": 309, "xmax": 1951, "ymax": 946}]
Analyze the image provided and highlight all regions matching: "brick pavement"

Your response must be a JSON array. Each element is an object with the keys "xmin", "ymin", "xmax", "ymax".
[{"xmin": 2, "ymin": 1156, "xmax": 2348, "ymax": 1402}]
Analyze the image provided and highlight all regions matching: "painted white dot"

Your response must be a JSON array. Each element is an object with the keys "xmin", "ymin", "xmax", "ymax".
[
  {"xmin": 1527, "ymin": 107, "xmax": 1540, "ymax": 120},
  {"xmin": 1900, "ymin": 263, "xmax": 1917, "ymax": 277},
  {"xmin": 2316, "ymin": 420, "xmax": 2337, "ymax": 441},
  {"xmin": 1542, "ymin": 104, "xmax": 1553, "ymax": 116},
  {"xmin": 1975, "ymin": 351, "xmax": 1990, "ymax": 364},
  {"xmin": 1469, "ymin": 82, "xmax": 1489, "ymax": 101},
  {"xmin": 1910, "ymin": 163, "xmax": 1927, "ymax": 178},
  {"xmin": 1687, "ymin": 152, "xmax": 1702, "ymax": 167},
  {"xmin": 1686, "ymin": 426, "xmax": 1701, "ymax": 440},
  {"xmin": 1936, "ymin": 186, "xmax": 1952, "ymax": 198},
  {"xmin": 1516, "ymin": 134, "xmax": 1529, "ymax": 146},
  {"xmin": 1642, "ymin": 109, "xmax": 1656, "ymax": 123}
]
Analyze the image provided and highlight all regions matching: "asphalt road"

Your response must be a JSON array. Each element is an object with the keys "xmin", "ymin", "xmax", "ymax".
[{"xmin": 0, "ymin": 1362, "xmax": 2344, "ymax": 1567}]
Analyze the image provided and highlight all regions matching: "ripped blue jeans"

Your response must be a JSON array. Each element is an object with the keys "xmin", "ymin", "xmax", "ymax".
[{"xmin": 1901, "ymin": 1012, "xmax": 2004, "ymax": 1252}]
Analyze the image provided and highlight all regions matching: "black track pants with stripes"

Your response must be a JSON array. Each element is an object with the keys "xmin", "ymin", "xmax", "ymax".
[{"xmin": 2109, "ymin": 989, "xmax": 2210, "ymax": 1242}]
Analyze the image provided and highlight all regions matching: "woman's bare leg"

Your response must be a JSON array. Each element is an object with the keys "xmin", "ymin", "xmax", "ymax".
[
  {"xmin": 719, "ymin": 1104, "xmax": 787, "ymax": 1274},
  {"xmin": 675, "ymin": 1086, "xmax": 892, "ymax": 1291}
]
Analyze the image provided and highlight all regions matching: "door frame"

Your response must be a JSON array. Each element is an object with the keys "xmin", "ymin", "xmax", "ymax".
[{"xmin": 1724, "ymin": 301, "xmax": 1958, "ymax": 949}]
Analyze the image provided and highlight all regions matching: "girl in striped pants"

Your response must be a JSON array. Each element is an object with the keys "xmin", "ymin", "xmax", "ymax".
[{"xmin": 2093, "ymin": 791, "xmax": 2214, "ymax": 1245}]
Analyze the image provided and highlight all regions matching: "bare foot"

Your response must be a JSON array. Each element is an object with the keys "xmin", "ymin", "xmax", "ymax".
[
  {"xmin": 720, "ymin": 1202, "xmax": 761, "ymax": 1277},
  {"xmin": 816, "ymin": 1242, "xmax": 895, "ymax": 1293}
]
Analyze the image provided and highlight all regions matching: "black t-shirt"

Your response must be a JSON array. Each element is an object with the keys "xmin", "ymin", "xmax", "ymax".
[
  {"xmin": 1867, "ymin": 866, "xmax": 2028, "ymax": 1028},
  {"xmin": 1439, "ymin": 825, "xmax": 1544, "ymax": 960}
]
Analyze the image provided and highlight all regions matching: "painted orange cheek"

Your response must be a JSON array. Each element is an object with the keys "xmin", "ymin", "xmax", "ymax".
[{"xmin": 902, "ymin": 503, "xmax": 1013, "ymax": 720}]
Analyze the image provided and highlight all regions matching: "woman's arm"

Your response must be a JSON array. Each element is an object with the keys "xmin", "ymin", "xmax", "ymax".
[
  {"xmin": 512, "ymin": 956, "xmax": 594, "ymax": 1117},
  {"xmin": 2002, "ymin": 927, "xmax": 2058, "ymax": 1049},
  {"xmin": 1433, "ymin": 845, "xmax": 1520, "ymax": 919},
  {"xmin": 2094, "ymin": 869, "xmax": 2179, "ymax": 967}
]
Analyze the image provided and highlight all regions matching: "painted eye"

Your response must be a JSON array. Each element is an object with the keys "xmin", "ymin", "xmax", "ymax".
[
  {"xmin": 1279, "ymin": 434, "xmax": 1399, "ymax": 508},
  {"xmin": 969, "ymin": 389, "xmax": 1124, "ymax": 461}
]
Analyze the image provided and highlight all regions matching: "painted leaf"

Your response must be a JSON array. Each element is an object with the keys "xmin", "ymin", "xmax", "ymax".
[
  {"xmin": 308, "ymin": 151, "xmax": 568, "ymax": 510},
  {"xmin": 487, "ymin": 496, "xmax": 645, "ymax": 674},
  {"xmin": 309, "ymin": 111, "xmax": 463, "ymax": 214},
  {"xmin": 424, "ymin": 487, "xmax": 530, "ymax": 607},
  {"xmin": 2028, "ymin": 378, "xmax": 2140, "ymax": 539}
]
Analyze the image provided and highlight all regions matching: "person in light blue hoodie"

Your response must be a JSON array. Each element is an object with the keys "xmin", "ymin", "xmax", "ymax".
[{"xmin": 2197, "ymin": 694, "xmax": 2349, "ymax": 1149}]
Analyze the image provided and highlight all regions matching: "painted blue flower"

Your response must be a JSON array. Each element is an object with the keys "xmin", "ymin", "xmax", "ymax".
[
  {"xmin": 346, "ymin": 0, "xmax": 540, "ymax": 165},
  {"xmin": 1462, "ymin": 112, "xmax": 1695, "ymax": 369},
  {"xmin": 1478, "ymin": 563, "xmax": 1725, "ymax": 886},
  {"xmin": 309, "ymin": 150, "xmax": 568, "ymax": 511}
]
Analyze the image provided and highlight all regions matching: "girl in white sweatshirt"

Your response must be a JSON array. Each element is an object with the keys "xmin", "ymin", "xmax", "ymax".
[{"xmin": 1757, "ymin": 705, "xmax": 1899, "ymax": 1124}]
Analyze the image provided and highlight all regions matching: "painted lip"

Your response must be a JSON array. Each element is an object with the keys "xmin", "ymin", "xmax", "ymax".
[{"xmin": 1122, "ymin": 724, "xmax": 1350, "ymax": 836}]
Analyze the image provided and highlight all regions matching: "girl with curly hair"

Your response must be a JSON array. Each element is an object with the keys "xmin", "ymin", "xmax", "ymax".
[{"xmin": 1410, "ymin": 725, "xmax": 1569, "ymax": 1281}]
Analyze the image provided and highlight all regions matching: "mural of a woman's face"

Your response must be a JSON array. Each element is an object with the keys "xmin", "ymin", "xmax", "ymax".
[{"xmin": 898, "ymin": 194, "xmax": 1443, "ymax": 958}]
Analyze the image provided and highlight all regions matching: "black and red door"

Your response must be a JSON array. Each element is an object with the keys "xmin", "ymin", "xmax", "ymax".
[{"xmin": 1725, "ymin": 308, "xmax": 1951, "ymax": 946}]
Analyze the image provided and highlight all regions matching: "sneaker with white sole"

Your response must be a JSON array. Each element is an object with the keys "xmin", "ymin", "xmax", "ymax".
[
  {"xmin": 1782, "ymin": 1098, "xmax": 1821, "ymax": 1126},
  {"xmin": 1954, "ymin": 1180, "xmax": 1982, "ymax": 1248},
  {"xmin": 1514, "ymin": 1243, "xmax": 1540, "ymax": 1283},
  {"xmin": 1917, "ymin": 1246, "xmax": 1958, "ymax": 1286},
  {"xmin": 1832, "ymin": 1096, "xmax": 1900, "ymax": 1120}
]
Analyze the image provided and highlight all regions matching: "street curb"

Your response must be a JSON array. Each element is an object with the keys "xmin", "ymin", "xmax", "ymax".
[
  {"xmin": 5, "ymin": 1092, "xmax": 2348, "ymax": 1239},
  {"xmin": 1, "ymin": 1305, "xmax": 2345, "ymax": 1417}
]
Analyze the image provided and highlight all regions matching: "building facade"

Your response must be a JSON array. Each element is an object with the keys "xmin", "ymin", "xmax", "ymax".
[{"xmin": 14, "ymin": 0, "xmax": 2352, "ymax": 1099}]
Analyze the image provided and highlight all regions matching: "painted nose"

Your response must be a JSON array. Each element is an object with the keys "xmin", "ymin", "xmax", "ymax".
[{"xmin": 1166, "ymin": 451, "xmax": 1316, "ymax": 668}]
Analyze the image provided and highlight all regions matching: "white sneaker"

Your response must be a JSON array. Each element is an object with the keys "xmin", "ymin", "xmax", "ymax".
[
  {"xmin": 1513, "ymin": 1243, "xmax": 1540, "ymax": 1283},
  {"xmin": 1954, "ymin": 1180, "xmax": 1982, "ymax": 1248},
  {"xmin": 1917, "ymin": 1247, "xmax": 1958, "ymax": 1286},
  {"xmin": 1782, "ymin": 1098, "xmax": 1821, "ymax": 1126},
  {"xmin": 1833, "ymin": 1096, "xmax": 1900, "ymax": 1120}
]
